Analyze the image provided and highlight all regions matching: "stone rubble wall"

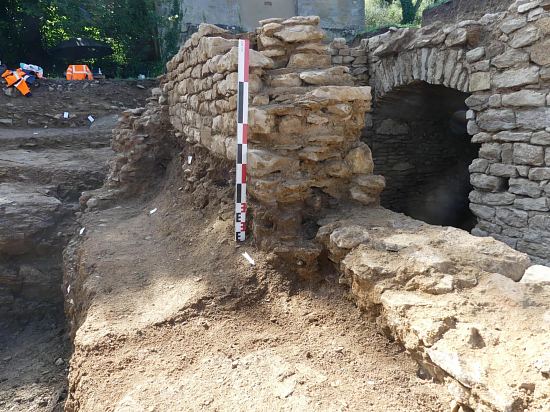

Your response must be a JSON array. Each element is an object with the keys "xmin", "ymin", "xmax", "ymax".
[
  {"xmin": 328, "ymin": 0, "xmax": 550, "ymax": 265},
  {"xmin": 164, "ymin": 19, "xmax": 378, "ymax": 262},
  {"xmin": 80, "ymin": 86, "xmax": 175, "ymax": 211}
]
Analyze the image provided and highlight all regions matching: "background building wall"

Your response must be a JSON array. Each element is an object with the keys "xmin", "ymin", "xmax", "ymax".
[{"xmin": 156, "ymin": 0, "xmax": 365, "ymax": 59}]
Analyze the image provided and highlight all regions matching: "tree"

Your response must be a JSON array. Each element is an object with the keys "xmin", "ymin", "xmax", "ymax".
[
  {"xmin": 382, "ymin": 0, "xmax": 432, "ymax": 25},
  {"xmin": 0, "ymin": 0, "xmax": 162, "ymax": 77},
  {"xmin": 399, "ymin": 0, "xmax": 424, "ymax": 24}
]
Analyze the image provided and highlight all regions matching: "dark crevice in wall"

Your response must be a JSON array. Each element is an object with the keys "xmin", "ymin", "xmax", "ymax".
[{"xmin": 364, "ymin": 81, "xmax": 479, "ymax": 231}]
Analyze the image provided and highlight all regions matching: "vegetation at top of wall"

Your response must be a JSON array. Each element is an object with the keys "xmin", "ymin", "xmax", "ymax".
[
  {"xmin": 364, "ymin": 0, "xmax": 440, "ymax": 31},
  {"xmin": 0, "ymin": 0, "xmax": 162, "ymax": 78}
]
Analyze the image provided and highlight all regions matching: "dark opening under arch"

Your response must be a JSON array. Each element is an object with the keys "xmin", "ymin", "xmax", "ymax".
[{"xmin": 364, "ymin": 81, "xmax": 479, "ymax": 231}]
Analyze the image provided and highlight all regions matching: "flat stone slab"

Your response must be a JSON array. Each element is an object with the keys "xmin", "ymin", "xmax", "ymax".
[
  {"xmin": 0, "ymin": 125, "xmax": 113, "ymax": 150},
  {"xmin": 0, "ymin": 183, "xmax": 63, "ymax": 255},
  {"xmin": 0, "ymin": 148, "xmax": 112, "ymax": 189},
  {"xmin": 317, "ymin": 206, "xmax": 550, "ymax": 412}
]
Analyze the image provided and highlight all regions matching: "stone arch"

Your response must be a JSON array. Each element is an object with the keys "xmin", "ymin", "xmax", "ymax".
[
  {"xmin": 335, "ymin": 2, "xmax": 550, "ymax": 265},
  {"xmin": 366, "ymin": 27, "xmax": 472, "ymax": 98}
]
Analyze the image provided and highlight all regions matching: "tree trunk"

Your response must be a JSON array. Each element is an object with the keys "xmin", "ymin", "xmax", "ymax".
[{"xmin": 400, "ymin": 0, "xmax": 421, "ymax": 25}]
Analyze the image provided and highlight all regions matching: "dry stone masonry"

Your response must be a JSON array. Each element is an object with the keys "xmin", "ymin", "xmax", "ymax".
[
  {"xmin": 164, "ymin": 18, "xmax": 379, "ymax": 270},
  {"xmin": 325, "ymin": 0, "xmax": 550, "ymax": 265}
]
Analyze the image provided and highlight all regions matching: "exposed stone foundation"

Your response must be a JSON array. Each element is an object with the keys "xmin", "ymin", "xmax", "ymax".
[{"xmin": 87, "ymin": 8, "xmax": 550, "ymax": 411}]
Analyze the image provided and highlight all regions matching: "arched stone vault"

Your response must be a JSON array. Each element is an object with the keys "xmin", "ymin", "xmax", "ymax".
[{"xmin": 331, "ymin": 0, "xmax": 550, "ymax": 264}]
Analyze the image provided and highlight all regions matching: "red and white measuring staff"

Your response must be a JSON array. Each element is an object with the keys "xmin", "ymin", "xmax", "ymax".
[{"xmin": 235, "ymin": 39, "xmax": 249, "ymax": 242}]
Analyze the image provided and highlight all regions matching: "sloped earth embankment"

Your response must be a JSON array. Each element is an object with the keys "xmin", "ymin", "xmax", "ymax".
[{"xmin": 63, "ymin": 157, "xmax": 452, "ymax": 411}]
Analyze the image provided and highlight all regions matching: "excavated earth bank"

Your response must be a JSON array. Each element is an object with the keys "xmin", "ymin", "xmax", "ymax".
[{"xmin": 63, "ymin": 153, "xmax": 452, "ymax": 411}]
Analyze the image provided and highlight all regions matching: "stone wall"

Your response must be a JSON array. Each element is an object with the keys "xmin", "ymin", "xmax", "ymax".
[
  {"xmin": 163, "ymin": 19, "xmax": 377, "ymax": 271},
  {"xmin": 160, "ymin": 2, "xmax": 550, "ymax": 266},
  {"xmin": 326, "ymin": 0, "xmax": 550, "ymax": 265}
]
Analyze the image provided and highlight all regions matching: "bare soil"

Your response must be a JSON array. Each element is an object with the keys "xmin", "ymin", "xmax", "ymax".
[{"xmin": 64, "ymin": 157, "xmax": 452, "ymax": 411}]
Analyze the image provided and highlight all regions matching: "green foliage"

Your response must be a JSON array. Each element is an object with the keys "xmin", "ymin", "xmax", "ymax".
[
  {"xmin": 0, "ymin": 0, "xmax": 163, "ymax": 78},
  {"xmin": 365, "ymin": 0, "xmax": 438, "ymax": 30}
]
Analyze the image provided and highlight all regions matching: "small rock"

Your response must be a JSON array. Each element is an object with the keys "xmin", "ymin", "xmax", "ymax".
[
  {"xmin": 520, "ymin": 265, "xmax": 550, "ymax": 284},
  {"xmin": 54, "ymin": 358, "xmax": 64, "ymax": 366}
]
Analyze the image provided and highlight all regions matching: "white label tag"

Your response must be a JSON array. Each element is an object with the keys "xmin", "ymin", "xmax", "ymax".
[
  {"xmin": 88, "ymin": 115, "xmax": 95, "ymax": 123},
  {"xmin": 63, "ymin": 112, "xmax": 69, "ymax": 119}
]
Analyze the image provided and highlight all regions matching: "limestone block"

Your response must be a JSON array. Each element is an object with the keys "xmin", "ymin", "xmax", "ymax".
[
  {"xmin": 329, "ymin": 226, "xmax": 370, "ymax": 249},
  {"xmin": 306, "ymin": 113, "xmax": 328, "ymax": 125},
  {"xmin": 349, "ymin": 185, "xmax": 380, "ymax": 206},
  {"xmin": 270, "ymin": 73, "xmax": 302, "ymax": 88},
  {"xmin": 530, "ymin": 37, "xmax": 550, "ymax": 66},
  {"xmin": 299, "ymin": 67, "xmax": 354, "ymax": 86},
  {"xmin": 259, "ymin": 17, "xmax": 283, "ymax": 25},
  {"xmin": 476, "ymin": 109, "xmax": 516, "ymax": 132},
  {"xmin": 509, "ymin": 25, "xmax": 540, "ymax": 48},
  {"xmin": 325, "ymin": 160, "xmax": 352, "ymax": 178},
  {"xmin": 469, "ymin": 158, "xmax": 490, "ymax": 173},
  {"xmin": 469, "ymin": 72, "xmax": 491, "ymax": 92},
  {"xmin": 494, "ymin": 131, "xmax": 532, "ymax": 142},
  {"xmin": 470, "ymin": 203, "xmax": 496, "ymax": 220},
  {"xmin": 353, "ymin": 174, "xmax": 385, "ymax": 193},
  {"xmin": 513, "ymin": 143, "xmax": 545, "ymax": 166},
  {"xmin": 298, "ymin": 146, "xmax": 336, "ymax": 162},
  {"xmin": 274, "ymin": 25, "xmax": 324, "ymax": 43},
  {"xmin": 281, "ymin": 16, "xmax": 320, "ymax": 26},
  {"xmin": 517, "ymin": 108, "xmax": 550, "ymax": 130},
  {"xmin": 502, "ymin": 90, "xmax": 546, "ymax": 106},
  {"xmin": 279, "ymin": 116, "xmax": 304, "ymax": 134},
  {"xmin": 496, "ymin": 205, "xmax": 530, "ymax": 228},
  {"xmin": 259, "ymin": 34, "xmax": 284, "ymax": 49},
  {"xmin": 528, "ymin": 167, "xmax": 550, "ymax": 180},
  {"xmin": 344, "ymin": 144, "xmax": 374, "ymax": 174},
  {"xmin": 261, "ymin": 23, "xmax": 283, "ymax": 36},
  {"xmin": 249, "ymin": 107, "xmax": 276, "ymax": 134},
  {"xmin": 488, "ymin": 163, "xmax": 518, "ymax": 177},
  {"xmin": 261, "ymin": 48, "xmax": 286, "ymax": 58},
  {"xmin": 465, "ymin": 94, "xmax": 489, "ymax": 110},
  {"xmin": 198, "ymin": 37, "xmax": 238, "ymax": 60},
  {"xmin": 328, "ymin": 103, "xmax": 353, "ymax": 117},
  {"xmin": 530, "ymin": 214, "xmax": 550, "ymax": 232},
  {"xmin": 520, "ymin": 265, "xmax": 550, "ymax": 283},
  {"xmin": 296, "ymin": 43, "xmax": 329, "ymax": 55},
  {"xmin": 514, "ymin": 197, "xmax": 549, "ymax": 211},
  {"xmin": 492, "ymin": 67, "xmax": 539, "ymax": 88},
  {"xmin": 479, "ymin": 143, "xmax": 502, "ymax": 161},
  {"xmin": 470, "ymin": 173, "xmax": 507, "ymax": 192},
  {"xmin": 471, "ymin": 132, "xmax": 492, "ymax": 143},
  {"xmin": 491, "ymin": 48, "xmax": 529, "ymax": 69},
  {"xmin": 466, "ymin": 47, "xmax": 485, "ymax": 63},
  {"xmin": 508, "ymin": 184, "xmax": 528, "ymax": 207},
  {"xmin": 469, "ymin": 191, "xmax": 516, "ymax": 206},
  {"xmin": 307, "ymin": 86, "xmax": 372, "ymax": 103},
  {"xmin": 531, "ymin": 131, "xmax": 550, "ymax": 145},
  {"xmin": 247, "ymin": 149, "xmax": 298, "ymax": 177},
  {"xmin": 445, "ymin": 28, "xmax": 468, "ymax": 47},
  {"xmin": 287, "ymin": 53, "xmax": 331, "ymax": 69}
]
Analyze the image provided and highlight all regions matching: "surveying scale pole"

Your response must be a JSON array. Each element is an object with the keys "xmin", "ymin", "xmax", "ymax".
[{"xmin": 235, "ymin": 38, "xmax": 249, "ymax": 242}]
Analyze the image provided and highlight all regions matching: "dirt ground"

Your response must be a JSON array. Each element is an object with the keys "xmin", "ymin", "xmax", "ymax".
[
  {"xmin": 0, "ymin": 313, "xmax": 68, "ymax": 412},
  {"xmin": 63, "ymin": 158, "xmax": 452, "ymax": 411}
]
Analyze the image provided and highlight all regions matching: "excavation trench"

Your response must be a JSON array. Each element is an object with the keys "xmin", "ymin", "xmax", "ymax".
[{"xmin": 0, "ymin": 80, "xmax": 153, "ymax": 411}]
